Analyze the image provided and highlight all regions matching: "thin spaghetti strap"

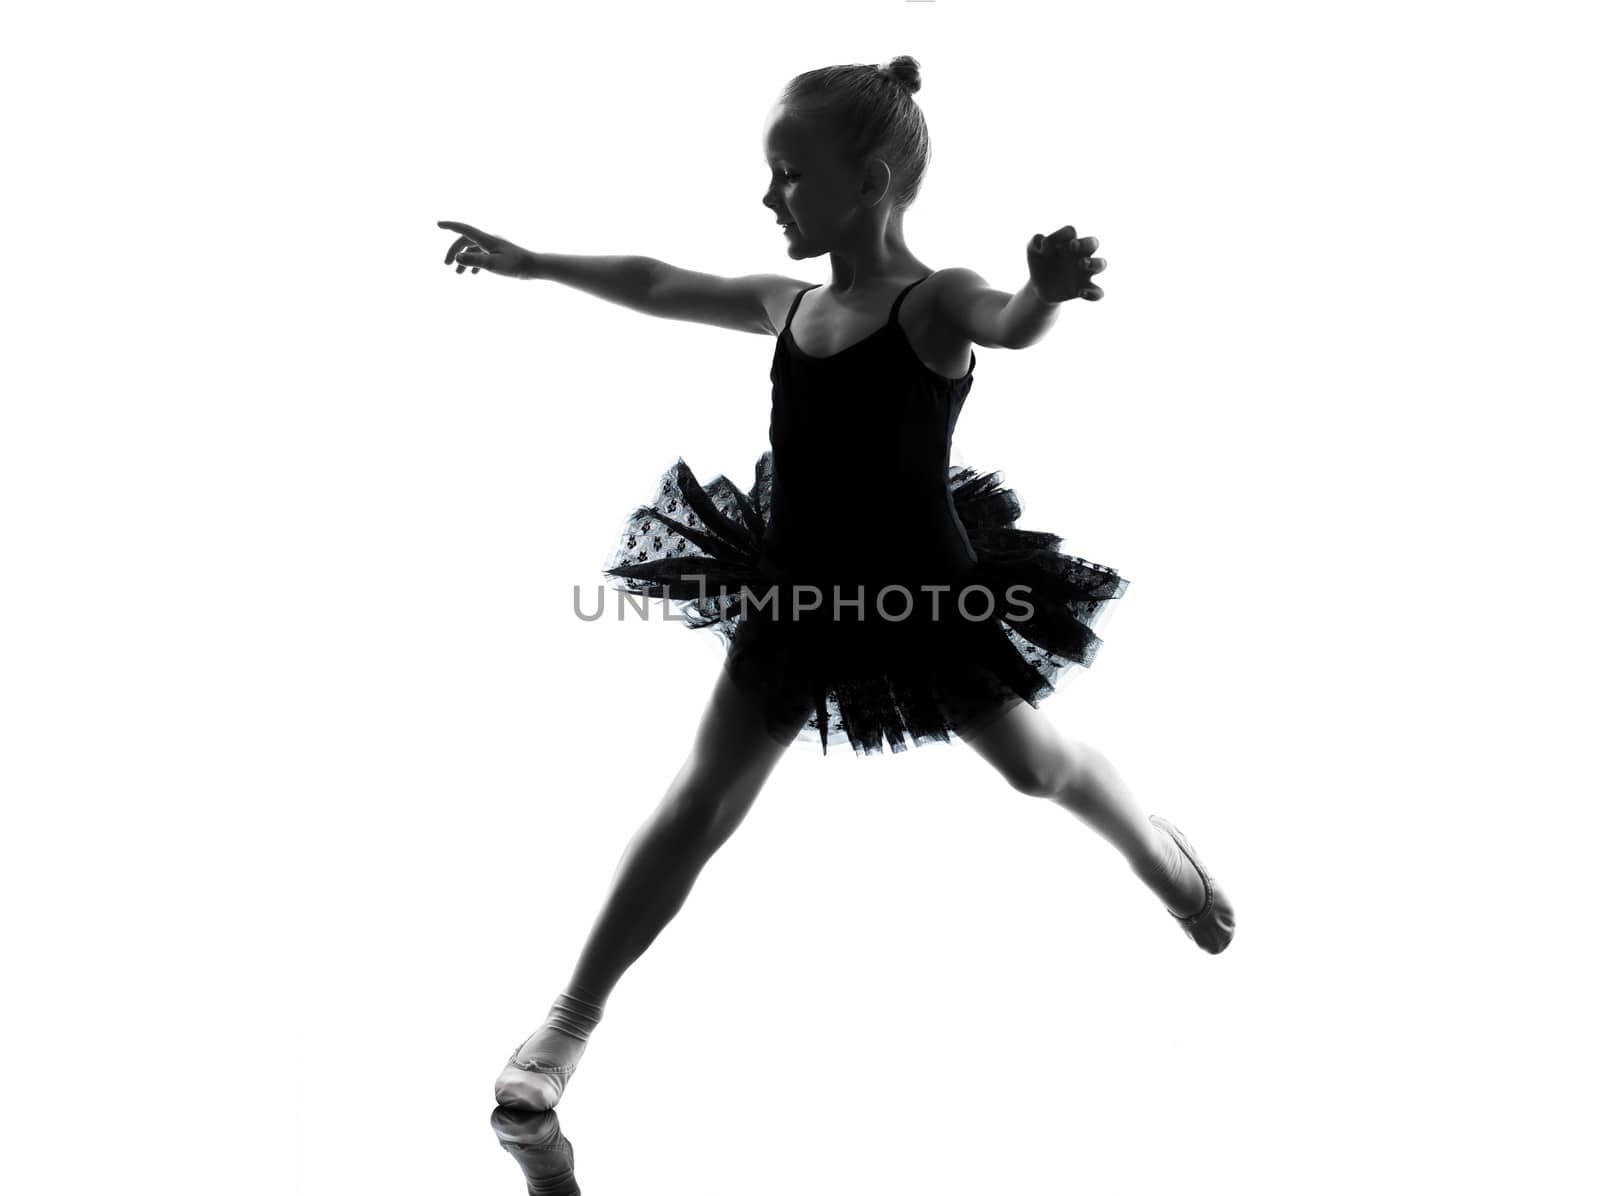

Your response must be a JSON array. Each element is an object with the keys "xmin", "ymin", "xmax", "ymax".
[
  {"xmin": 782, "ymin": 284, "xmax": 821, "ymax": 334},
  {"xmin": 888, "ymin": 272, "xmax": 935, "ymax": 326}
]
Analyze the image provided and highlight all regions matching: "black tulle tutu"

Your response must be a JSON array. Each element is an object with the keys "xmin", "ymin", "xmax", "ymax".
[{"xmin": 601, "ymin": 451, "xmax": 1130, "ymax": 757}]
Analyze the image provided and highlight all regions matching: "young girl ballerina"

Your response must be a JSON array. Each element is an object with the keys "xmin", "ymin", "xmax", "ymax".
[{"xmin": 441, "ymin": 55, "xmax": 1235, "ymax": 1117}]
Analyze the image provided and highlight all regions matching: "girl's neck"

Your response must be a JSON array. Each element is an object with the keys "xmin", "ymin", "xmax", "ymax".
[{"xmin": 822, "ymin": 217, "xmax": 928, "ymax": 294}]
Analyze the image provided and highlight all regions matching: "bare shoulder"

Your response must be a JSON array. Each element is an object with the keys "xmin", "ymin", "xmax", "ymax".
[
  {"xmin": 922, "ymin": 266, "xmax": 993, "ymax": 309},
  {"xmin": 750, "ymin": 274, "xmax": 818, "ymax": 336},
  {"xmin": 918, "ymin": 266, "xmax": 1015, "ymax": 352}
]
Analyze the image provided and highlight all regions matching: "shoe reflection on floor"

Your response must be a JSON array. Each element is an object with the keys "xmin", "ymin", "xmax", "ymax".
[{"xmin": 489, "ymin": 1102, "xmax": 580, "ymax": 1196}]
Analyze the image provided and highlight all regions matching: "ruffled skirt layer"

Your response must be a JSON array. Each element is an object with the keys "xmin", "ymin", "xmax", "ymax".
[{"xmin": 601, "ymin": 451, "xmax": 1129, "ymax": 756}]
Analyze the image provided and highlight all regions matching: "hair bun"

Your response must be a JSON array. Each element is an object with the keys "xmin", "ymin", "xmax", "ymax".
[{"xmin": 881, "ymin": 55, "xmax": 922, "ymax": 95}]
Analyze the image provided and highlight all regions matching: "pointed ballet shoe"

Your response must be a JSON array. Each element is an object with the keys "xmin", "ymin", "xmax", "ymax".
[
  {"xmin": 496, "ymin": 1032, "xmax": 583, "ymax": 1112},
  {"xmin": 496, "ymin": 989, "xmax": 605, "ymax": 1112},
  {"xmin": 1148, "ymin": 814, "xmax": 1235, "ymax": 954}
]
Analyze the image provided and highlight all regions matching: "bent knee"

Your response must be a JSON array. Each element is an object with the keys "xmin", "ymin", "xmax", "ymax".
[
  {"xmin": 1005, "ymin": 740, "xmax": 1091, "ymax": 800},
  {"xmin": 664, "ymin": 764, "xmax": 758, "ymax": 843},
  {"xmin": 1007, "ymin": 766, "xmax": 1070, "ymax": 800}
]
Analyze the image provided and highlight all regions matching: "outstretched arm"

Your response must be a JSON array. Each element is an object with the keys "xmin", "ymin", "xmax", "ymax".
[
  {"xmin": 438, "ymin": 221, "xmax": 807, "ymax": 336},
  {"xmin": 935, "ymin": 225, "xmax": 1107, "ymax": 350},
  {"xmin": 529, "ymin": 252, "xmax": 806, "ymax": 335}
]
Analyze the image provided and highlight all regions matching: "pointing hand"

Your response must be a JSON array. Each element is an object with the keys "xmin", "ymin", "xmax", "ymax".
[{"xmin": 437, "ymin": 221, "xmax": 536, "ymax": 279}]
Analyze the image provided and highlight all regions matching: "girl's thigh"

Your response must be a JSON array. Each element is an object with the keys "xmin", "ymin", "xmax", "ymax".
[{"xmin": 659, "ymin": 659, "xmax": 806, "ymax": 840}]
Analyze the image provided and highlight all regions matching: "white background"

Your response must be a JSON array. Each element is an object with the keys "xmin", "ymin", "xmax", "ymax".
[{"xmin": 4, "ymin": 1, "xmax": 1597, "ymax": 1193}]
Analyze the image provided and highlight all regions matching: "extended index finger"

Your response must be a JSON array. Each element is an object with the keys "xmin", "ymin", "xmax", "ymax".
[{"xmin": 438, "ymin": 221, "xmax": 493, "ymax": 261}]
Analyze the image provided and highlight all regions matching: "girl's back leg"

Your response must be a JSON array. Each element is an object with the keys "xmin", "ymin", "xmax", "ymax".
[
  {"xmin": 495, "ymin": 662, "xmax": 807, "ymax": 1110},
  {"xmin": 957, "ymin": 698, "xmax": 1209, "ymax": 920}
]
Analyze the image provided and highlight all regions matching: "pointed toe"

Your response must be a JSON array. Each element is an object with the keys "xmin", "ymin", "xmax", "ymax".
[{"xmin": 1149, "ymin": 814, "xmax": 1235, "ymax": 954}]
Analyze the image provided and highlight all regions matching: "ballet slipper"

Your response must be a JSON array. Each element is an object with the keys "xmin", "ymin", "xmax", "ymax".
[
  {"xmin": 495, "ymin": 989, "xmax": 605, "ymax": 1111},
  {"xmin": 497, "ymin": 1033, "xmax": 583, "ymax": 1111},
  {"xmin": 1148, "ymin": 814, "xmax": 1235, "ymax": 954}
]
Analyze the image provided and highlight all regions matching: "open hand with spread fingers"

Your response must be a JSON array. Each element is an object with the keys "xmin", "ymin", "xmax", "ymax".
[
  {"xmin": 437, "ymin": 220, "xmax": 537, "ymax": 279},
  {"xmin": 1026, "ymin": 225, "xmax": 1106, "ymax": 302}
]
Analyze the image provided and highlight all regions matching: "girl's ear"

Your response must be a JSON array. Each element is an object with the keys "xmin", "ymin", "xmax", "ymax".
[{"xmin": 859, "ymin": 157, "xmax": 894, "ymax": 207}]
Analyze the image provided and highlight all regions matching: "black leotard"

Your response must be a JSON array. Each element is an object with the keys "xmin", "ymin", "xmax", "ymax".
[{"xmin": 603, "ymin": 272, "xmax": 1129, "ymax": 756}]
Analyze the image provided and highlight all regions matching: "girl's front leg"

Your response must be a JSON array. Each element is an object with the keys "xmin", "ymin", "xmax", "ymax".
[{"xmin": 960, "ymin": 702, "xmax": 1206, "ymax": 917}]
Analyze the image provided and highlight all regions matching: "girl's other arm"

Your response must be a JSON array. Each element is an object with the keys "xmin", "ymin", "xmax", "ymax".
[
  {"xmin": 933, "ymin": 226, "xmax": 1107, "ymax": 351},
  {"xmin": 932, "ymin": 268, "xmax": 1048, "ymax": 351}
]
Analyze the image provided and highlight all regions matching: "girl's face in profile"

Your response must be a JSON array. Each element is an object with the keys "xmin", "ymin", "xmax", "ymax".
[{"xmin": 762, "ymin": 105, "xmax": 867, "ymax": 257}]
